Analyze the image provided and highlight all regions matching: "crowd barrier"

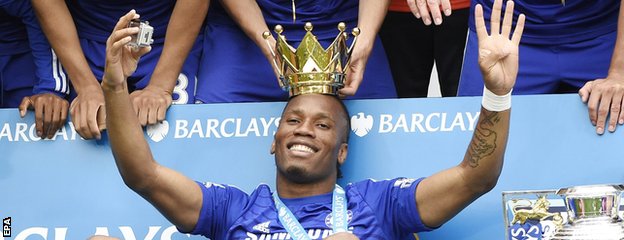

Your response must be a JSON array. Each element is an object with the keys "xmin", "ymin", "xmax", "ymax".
[{"xmin": 1, "ymin": 94, "xmax": 622, "ymax": 239}]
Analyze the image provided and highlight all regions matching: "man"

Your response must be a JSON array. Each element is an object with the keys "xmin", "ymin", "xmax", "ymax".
[
  {"xmin": 1, "ymin": 0, "xmax": 69, "ymax": 139},
  {"xmin": 195, "ymin": 0, "xmax": 397, "ymax": 103},
  {"xmin": 32, "ymin": 0, "xmax": 208, "ymax": 140},
  {"xmin": 102, "ymin": 0, "xmax": 524, "ymax": 238},
  {"xmin": 459, "ymin": 0, "xmax": 624, "ymax": 135}
]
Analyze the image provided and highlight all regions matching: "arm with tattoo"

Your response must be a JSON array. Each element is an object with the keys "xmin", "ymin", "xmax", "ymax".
[{"xmin": 412, "ymin": 0, "xmax": 524, "ymax": 228}]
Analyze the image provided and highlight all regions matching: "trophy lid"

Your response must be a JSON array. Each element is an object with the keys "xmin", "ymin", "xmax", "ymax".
[{"xmin": 557, "ymin": 184, "xmax": 624, "ymax": 197}]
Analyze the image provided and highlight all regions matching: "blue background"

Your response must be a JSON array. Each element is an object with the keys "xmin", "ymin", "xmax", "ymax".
[{"xmin": 0, "ymin": 94, "xmax": 622, "ymax": 239}]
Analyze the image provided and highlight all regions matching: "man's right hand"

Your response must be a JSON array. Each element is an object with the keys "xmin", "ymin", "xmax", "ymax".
[
  {"xmin": 70, "ymin": 87, "xmax": 106, "ymax": 140},
  {"xmin": 102, "ymin": 10, "xmax": 151, "ymax": 91}
]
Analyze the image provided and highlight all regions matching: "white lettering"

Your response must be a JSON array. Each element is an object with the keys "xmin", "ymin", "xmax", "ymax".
[
  {"xmin": 391, "ymin": 114, "xmax": 409, "ymax": 133},
  {"xmin": 188, "ymin": 120, "xmax": 204, "ymax": 138},
  {"xmin": 378, "ymin": 114, "xmax": 393, "ymax": 133},
  {"xmin": 119, "ymin": 226, "xmax": 160, "ymax": 240},
  {"xmin": 449, "ymin": 113, "xmax": 466, "ymax": 131},
  {"xmin": 15, "ymin": 227, "xmax": 47, "ymax": 240},
  {"xmin": 93, "ymin": 227, "xmax": 110, "ymax": 236},
  {"xmin": 410, "ymin": 113, "xmax": 425, "ymax": 132},
  {"xmin": 0, "ymin": 123, "xmax": 12, "ymax": 141},
  {"xmin": 240, "ymin": 118, "xmax": 260, "ymax": 137},
  {"xmin": 14, "ymin": 123, "xmax": 29, "ymax": 142},
  {"xmin": 54, "ymin": 228, "xmax": 67, "ymax": 240},
  {"xmin": 51, "ymin": 125, "xmax": 69, "ymax": 141},
  {"xmin": 175, "ymin": 120, "xmax": 189, "ymax": 138},
  {"xmin": 425, "ymin": 113, "xmax": 440, "ymax": 131},
  {"xmin": 221, "ymin": 118, "xmax": 235, "ymax": 137},
  {"xmin": 28, "ymin": 124, "xmax": 41, "ymax": 141},
  {"xmin": 260, "ymin": 118, "xmax": 275, "ymax": 136},
  {"xmin": 467, "ymin": 112, "xmax": 480, "ymax": 131},
  {"xmin": 206, "ymin": 119, "xmax": 221, "ymax": 138}
]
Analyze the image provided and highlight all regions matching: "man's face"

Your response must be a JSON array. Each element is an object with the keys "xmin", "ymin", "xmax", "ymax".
[{"xmin": 271, "ymin": 94, "xmax": 348, "ymax": 184}]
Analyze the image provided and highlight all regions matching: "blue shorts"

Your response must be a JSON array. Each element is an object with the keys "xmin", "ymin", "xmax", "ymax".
[
  {"xmin": 1, "ymin": 52, "xmax": 37, "ymax": 107},
  {"xmin": 195, "ymin": 23, "xmax": 397, "ymax": 103},
  {"xmin": 458, "ymin": 29, "xmax": 616, "ymax": 96},
  {"xmin": 77, "ymin": 37, "xmax": 203, "ymax": 104}
]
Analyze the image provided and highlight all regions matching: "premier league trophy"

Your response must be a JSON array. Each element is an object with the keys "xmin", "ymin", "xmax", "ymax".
[
  {"xmin": 262, "ymin": 22, "xmax": 359, "ymax": 96},
  {"xmin": 551, "ymin": 185, "xmax": 624, "ymax": 239},
  {"xmin": 504, "ymin": 185, "xmax": 624, "ymax": 240}
]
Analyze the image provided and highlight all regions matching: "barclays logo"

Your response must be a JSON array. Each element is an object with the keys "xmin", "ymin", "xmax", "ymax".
[
  {"xmin": 350, "ymin": 113, "xmax": 373, "ymax": 137},
  {"xmin": 146, "ymin": 120, "xmax": 169, "ymax": 142}
]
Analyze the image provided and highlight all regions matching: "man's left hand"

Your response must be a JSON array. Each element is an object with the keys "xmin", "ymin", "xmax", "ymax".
[
  {"xmin": 19, "ymin": 93, "xmax": 69, "ymax": 139},
  {"xmin": 130, "ymin": 86, "xmax": 172, "ymax": 126},
  {"xmin": 579, "ymin": 75, "xmax": 624, "ymax": 134},
  {"xmin": 339, "ymin": 40, "xmax": 371, "ymax": 97}
]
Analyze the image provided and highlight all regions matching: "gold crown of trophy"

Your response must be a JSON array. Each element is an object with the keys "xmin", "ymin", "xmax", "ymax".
[
  {"xmin": 262, "ymin": 22, "xmax": 359, "ymax": 96},
  {"xmin": 504, "ymin": 185, "xmax": 624, "ymax": 240}
]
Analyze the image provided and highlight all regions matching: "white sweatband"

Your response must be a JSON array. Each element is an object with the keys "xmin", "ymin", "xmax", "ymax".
[{"xmin": 482, "ymin": 86, "xmax": 512, "ymax": 111}]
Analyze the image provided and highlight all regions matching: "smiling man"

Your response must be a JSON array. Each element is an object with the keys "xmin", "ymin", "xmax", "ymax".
[{"xmin": 101, "ymin": 0, "xmax": 524, "ymax": 239}]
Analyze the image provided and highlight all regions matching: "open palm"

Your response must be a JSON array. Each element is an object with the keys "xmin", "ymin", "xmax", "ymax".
[{"xmin": 475, "ymin": 0, "xmax": 525, "ymax": 96}]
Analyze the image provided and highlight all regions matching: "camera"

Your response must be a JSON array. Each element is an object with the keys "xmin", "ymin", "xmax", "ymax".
[{"xmin": 127, "ymin": 19, "xmax": 154, "ymax": 48}]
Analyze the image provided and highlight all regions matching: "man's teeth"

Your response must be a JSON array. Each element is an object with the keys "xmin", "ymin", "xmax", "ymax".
[{"xmin": 290, "ymin": 144, "xmax": 315, "ymax": 153}]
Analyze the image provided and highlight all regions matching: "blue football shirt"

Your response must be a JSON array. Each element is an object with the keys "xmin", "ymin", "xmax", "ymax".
[{"xmin": 186, "ymin": 178, "xmax": 432, "ymax": 239}]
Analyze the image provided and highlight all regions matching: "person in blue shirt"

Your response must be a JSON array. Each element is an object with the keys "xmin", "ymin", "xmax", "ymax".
[
  {"xmin": 0, "ymin": 0, "xmax": 69, "ymax": 139},
  {"xmin": 31, "ymin": 0, "xmax": 208, "ymax": 140},
  {"xmin": 195, "ymin": 0, "xmax": 397, "ymax": 103},
  {"xmin": 98, "ymin": 1, "xmax": 523, "ymax": 239},
  {"xmin": 459, "ymin": 0, "xmax": 624, "ymax": 135}
]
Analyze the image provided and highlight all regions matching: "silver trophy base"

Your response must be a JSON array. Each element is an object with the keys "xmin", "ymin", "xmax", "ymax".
[{"xmin": 551, "ymin": 217, "xmax": 624, "ymax": 240}]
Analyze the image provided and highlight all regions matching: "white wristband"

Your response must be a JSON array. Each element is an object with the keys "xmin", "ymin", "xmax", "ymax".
[{"xmin": 482, "ymin": 86, "xmax": 512, "ymax": 111}]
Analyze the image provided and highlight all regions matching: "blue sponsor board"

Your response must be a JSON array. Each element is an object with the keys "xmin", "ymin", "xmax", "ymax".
[{"xmin": 0, "ymin": 94, "xmax": 622, "ymax": 239}]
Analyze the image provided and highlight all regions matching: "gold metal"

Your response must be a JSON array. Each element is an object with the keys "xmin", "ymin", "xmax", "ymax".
[
  {"xmin": 263, "ymin": 22, "xmax": 360, "ymax": 97},
  {"xmin": 511, "ymin": 196, "xmax": 564, "ymax": 228},
  {"xmin": 291, "ymin": 0, "xmax": 296, "ymax": 22}
]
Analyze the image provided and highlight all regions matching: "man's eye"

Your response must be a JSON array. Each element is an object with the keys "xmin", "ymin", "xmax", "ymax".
[
  {"xmin": 287, "ymin": 118, "xmax": 300, "ymax": 124},
  {"xmin": 317, "ymin": 123, "xmax": 329, "ymax": 129}
]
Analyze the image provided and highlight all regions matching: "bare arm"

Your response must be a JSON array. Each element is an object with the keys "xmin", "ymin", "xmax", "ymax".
[
  {"xmin": 339, "ymin": 0, "xmax": 391, "ymax": 96},
  {"xmin": 219, "ymin": 1, "xmax": 276, "ymax": 67},
  {"xmin": 579, "ymin": 0, "xmax": 624, "ymax": 134},
  {"xmin": 414, "ymin": 0, "xmax": 525, "ymax": 228},
  {"xmin": 103, "ymin": 10, "xmax": 202, "ymax": 232},
  {"xmin": 32, "ymin": 0, "xmax": 105, "ymax": 140},
  {"xmin": 130, "ymin": 0, "xmax": 209, "ymax": 125}
]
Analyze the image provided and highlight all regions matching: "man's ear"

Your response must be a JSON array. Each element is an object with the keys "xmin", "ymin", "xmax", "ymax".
[
  {"xmin": 270, "ymin": 141, "xmax": 276, "ymax": 154},
  {"xmin": 337, "ymin": 143, "xmax": 348, "ymax": 165}
]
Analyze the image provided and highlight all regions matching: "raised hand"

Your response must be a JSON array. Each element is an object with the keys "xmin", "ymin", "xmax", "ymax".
[
  {"xmin": 475, "ymin": 0, "xmax": 525, "ymax": 95},
  {"xmin": 19, "ymin": 93, "xmax": 69, "ymax": 139},
  {"xmin": 102, "ymin": 9, "xmax": 151, "ymax": 90}
]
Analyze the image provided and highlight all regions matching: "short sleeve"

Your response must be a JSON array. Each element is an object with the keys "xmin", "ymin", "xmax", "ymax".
[
  {"xmin": 352, "ymin": 177, "xmax": 436, "ymax": 234},
  {"xmin": 181, "ymin": 181, "xmax": 250, "ymax": 239}
]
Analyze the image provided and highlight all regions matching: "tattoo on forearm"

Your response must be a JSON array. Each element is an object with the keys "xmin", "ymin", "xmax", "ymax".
[{"xmin": 468, "ymin": 111, "xmax": 501, "ymax": 168}]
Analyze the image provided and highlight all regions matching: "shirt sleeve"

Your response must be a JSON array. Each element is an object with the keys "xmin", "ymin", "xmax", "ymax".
[
  {"xmin": 352, "ymin": 177, "xmax": 437, "ymax": 234},
  {"xmin": 7, "ymin": 0, "xmax": 69, "ymax": 97},
  {"xmin": 181, "ymin": 181, "xmax": 250, "ymax": 239}
]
